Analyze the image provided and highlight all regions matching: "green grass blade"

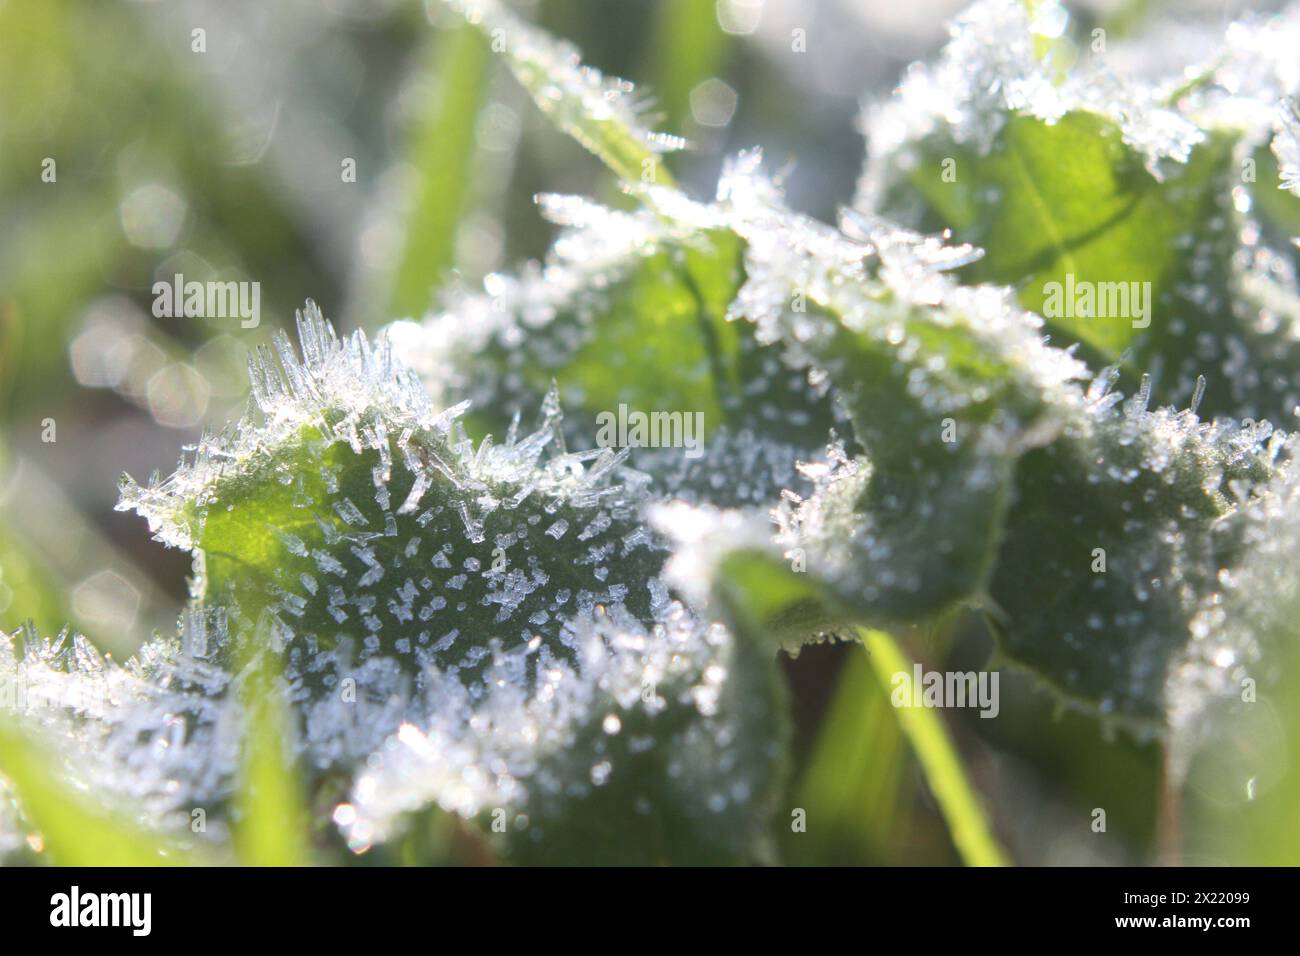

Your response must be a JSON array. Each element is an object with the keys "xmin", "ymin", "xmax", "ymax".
[
  {"xmin": 382, "ymin": 23, "xmax": 490, "ymax": 321},
  {"xmin": 786, "ymin": 649, "xmax": 911, "ymax": 865},
  {"xmin": 647, "ymin": 0, "xmax": 730, "ymax": 134},
  {"xmin": 858, "ymin": 627, "xmax": 1010, "ymax": 867},
  {"xmin": 233, "ymin": 637, "xmax": 312, "ymax": 867}
]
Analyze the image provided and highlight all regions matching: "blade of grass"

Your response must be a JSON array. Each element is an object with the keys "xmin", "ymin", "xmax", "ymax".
[
  {"xmin": 786, "ymin": 648, "xmax": 912, "ymax": 864},
  {"xmin": 858, "ymin": 627, "xmax": 1010, "ymax": 867},
  {"xmin": 382, "ymin": 22, "xmax": 491, "ymax": 321},
  {"xmin": 647, "ymin": 0, "xmax": 730, "ymax": 135},
  {"xmin": 232, "ymin": 629, "xmax": 312, "ymax": 866}
]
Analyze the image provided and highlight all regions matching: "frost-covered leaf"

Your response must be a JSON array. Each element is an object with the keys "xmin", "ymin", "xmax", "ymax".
[
  {"xmin": 120, "ymin": 304, "xmax": 665, "ymax": 698},
  {"xmin": 110, "ymin": 305, "xmax": 786, "ymax": 864},
  {"xmin": 0, "ymin": 623, "xmax": 227, "ymax": 863},
  {"xmin": 621, "ymin": 151, "xmax": 1292, "ymax": 727},
  {"xmin": 857, "ymin": 0, "xmax": 1300, "ymax": 422},
  {"xmin": 386, "ymin": 193, "xmax": 842, "ymax": 511},
  {"xmin": 0, "ymin": 716, "xmax": 202, "ymax": 866},
  {"xmin": 708, "ymin": 157, "xmax": 1084, "ymax": 622},
  {"xmin": 344, "ymin": 601, "xmax": 788, "ymax": 865},
  {"xmin": 395, "ymin": 147, "xmax": 1092, "ymax": 619},
  {"xmin": 442, "ymin": 0, "xmax": 685, "ymax": 185},
  {"xmin": 987, "ymin": 374, "xmax": 1284, "ymax": 727},
  {"xmin": 1172, "ymin": 450, "xmax": 1300, "ymax": 862}
]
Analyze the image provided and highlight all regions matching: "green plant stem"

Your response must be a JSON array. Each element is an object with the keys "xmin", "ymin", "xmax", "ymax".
[{"xmin": 858, "ymin": 627, "xmax": 1010, "ymax": 867}]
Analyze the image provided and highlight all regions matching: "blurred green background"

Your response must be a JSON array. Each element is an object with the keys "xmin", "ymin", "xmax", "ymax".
[{"xmin": 0, "ymin": 0, "xmax": 1289, "ymax": 865}]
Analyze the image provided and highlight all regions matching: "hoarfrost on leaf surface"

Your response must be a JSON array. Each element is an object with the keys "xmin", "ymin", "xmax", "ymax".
[
  {"xmin": 345, "ymin": 599, "xmax": 787, "ymax": 864},
  {"xmin": 856, "ymin": 0, "xmax": 1300, "ymax": 423},
  {"xmin": 119, "ymin": 303, "xmax": 666, "ymax": 696},
  {"xmin": 96, "ymin": 304, "xmax": 789, "ymax": 863},
  {"xmin": 385, "ymin": 175, "xmax": 844, "ymax": 515}
]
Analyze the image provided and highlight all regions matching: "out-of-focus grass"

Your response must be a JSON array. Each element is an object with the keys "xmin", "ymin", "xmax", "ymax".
[
  {"xmin": 784, "ymin": 647, "xmax": 915, "ymax": 865},
  {"xmin": 233, "ymin": 639, "xmax": 312, "ymax": 867},
  {"xmin": 648, "ymin": 0, "xmax": 732, "ymax": 135},
  {"xmin": 0, "ymin": 715, "xmax": 208, "ymax": 866},
  {"xmin": 373, "ymin": 23, "xmax": 491, "ymax": 323},
  {"xmin": 859, "ymin": 630, "xmax": 1009, "ymax": 867}
]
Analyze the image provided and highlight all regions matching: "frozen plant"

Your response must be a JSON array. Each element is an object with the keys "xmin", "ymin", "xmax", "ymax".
[{"xmin": 4, "ymin": 0, "xmax": 1300, "ymax": 866}]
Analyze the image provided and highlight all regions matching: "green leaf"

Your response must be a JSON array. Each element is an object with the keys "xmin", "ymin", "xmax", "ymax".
[
  {"xmin": 715, "ymin": 549, "xmax": 843, "ymax": 653},
  {"xmin": 987, "ymin": 389, "xmax": 1280, "ymax": 726},
  {"xmin": 770, "ymin": 362, "xmax": 1282, "ymax": 729},
  {"xmin": 121, "ymin": 306, "xmax": 788, "ymax": 865},
  {"xmin": 792, "ymin": 299, "xmax": 1040, "ymax": 621},
  {"xmin": 121, "ymin": 306, "xmax": 664, "ymax": 693},
  {"xmin": 882, "ymin": 113, "xmax": 1232, "ymax": 362},
  {"xmin": 391, "ymin": 200, "xmax": 841, "ymax": 510},
  {"xmin": 859, "ymin": 10, "xmax": 1300, "ymax": 423},
  {"xmin": 501, "ymin": 231, "xmax": 752, "ymax": 434}
]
